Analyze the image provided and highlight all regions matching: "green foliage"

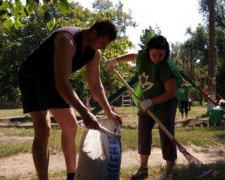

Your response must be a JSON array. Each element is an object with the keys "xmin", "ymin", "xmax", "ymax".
[
  {"xmin": 197, "ymin": 0, "xmax": 225, "ymax": 99},
  {"xmin": 176, "ymin": 22, "xmax": 225, "ymax": 101},
  {"xmin": 0, "ymin": 0, "xmax": 136, "ymax": 104},
  {"xmin": 182, "ymin": 25, "xmax": 209, "ymax": 67},
  {"xmin": 0, "ymin": 10, "xmax": 51, "ymax": 103},
  {"xmin": 0, "ymin": 0, "xmax": 70, "ymax": 29},
  {"xmin": 138, "ymin": 25, "xmax": 156, "ymax": 49},
  {"xmin": 199, "ymin": 0, "xmax": 225, "ymax": 29},
  {"xmin": 58, "ymin": 0, "xmax": 69, "ymax": 16},
  {"xmin": 70, "ymin": 68, "xmax": 88, "ymax": 101}
]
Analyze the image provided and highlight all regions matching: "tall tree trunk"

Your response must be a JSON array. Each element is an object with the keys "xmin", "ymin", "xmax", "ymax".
[{"xmin": 208, "ymin": 0, "xmax": 216, "ymax": 112}]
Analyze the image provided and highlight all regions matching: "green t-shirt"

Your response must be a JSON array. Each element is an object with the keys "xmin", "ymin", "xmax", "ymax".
[
  {"xmin": 209, "ymin": 106, "xmax": 225, "ymax": 123},
  {"xmin": 177, "ymin": 85, "xmax": 190, "ymax": 101},
  {"xmin": 134, "ymin": 51, "xmax": 182, "ymax": 119}
]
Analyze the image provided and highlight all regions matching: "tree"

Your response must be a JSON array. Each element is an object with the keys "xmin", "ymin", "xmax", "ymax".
[
  {"xmin": 199, "ymin": 0, "xmax": 225, "ymax": 28},
  {"xmin": 0, "ymin": 0, "xmax": 70, "ymax": 29},
  {"xmin": 138, "ymin": 26, "xmax": 155, "ymax": 49},
  {"xmin": 182, "ymin": 25, "xmax": 209, "ymax": 67},
  {"xmin": 0, "ymin": 0, "xmax": 137, "ymax": 105},
  {"xmin": 176, "ymin": 0, "xmax": 225, "ymax": 107},
  {"xmin": 89, "ymin": 0, "xmax": 137, "ymax": 97},
  {"xmin": 199, "ymin": 0, "xmax": 225, "ymax": 101},
  {"xmin": 208, "ymin": 0, "xmax": 216, "ymax": 111}
]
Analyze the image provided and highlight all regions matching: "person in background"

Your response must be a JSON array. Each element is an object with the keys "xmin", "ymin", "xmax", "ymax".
[
  {"xmin": 106, "ymin": 35, "xmax": 182, "ymax": 180},
  {"xmin": 18, "ymin": 19, "xmax": 122, "ymax": 180},
  {"xmin": 208, "ymin": 99, "xmax": 225, "ymax": 126},
  {"xmin": 177, "ymin": 80, "xmax": 190, "ymax": 119},
  {"xmin": 188, "ymin": 97, "xmax": 193, "ymax": 111}
]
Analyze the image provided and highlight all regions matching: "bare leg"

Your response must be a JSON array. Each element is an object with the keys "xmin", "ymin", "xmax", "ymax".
[
  {"xmin": 130, "ymin": 154, "xmax": 149, "ymax": 179},
  {"xmin": 166, "ymin": 160, "xmax": 175, "ymax": 174},
  {"xmin": 30, "ymin": 111, "xmax": 51, "ymax": 180},
  {"xmin": 50, "ymin": 108, "xmax": 78, "ymax": 173},
  {"xmin": 140, "ymin": 154, "xmax": 149, "ymax": 168}
]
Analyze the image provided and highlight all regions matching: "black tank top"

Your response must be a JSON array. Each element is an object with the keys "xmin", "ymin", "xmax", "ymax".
[{"xmin": 19, "ymin": 27, "xmax": 95, "ymax": 87}]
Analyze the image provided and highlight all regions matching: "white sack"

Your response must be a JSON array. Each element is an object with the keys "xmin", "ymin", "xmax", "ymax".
[{"xmin": 75, "ymin": 119, "xmax": 121, "ymax": 180}]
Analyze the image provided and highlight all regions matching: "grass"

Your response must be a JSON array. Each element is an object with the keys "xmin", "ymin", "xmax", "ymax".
[
  {"xmin": 0, "ymin": 103, "xmax": 207, "ymax": 119},
  {"xmin": 1, "ymin": 126, "xmax": 225, "ymax": 157},
  {"xmin": 1, "ymin": 105, "xmax": 225, "ymax": 179},
  {"xmin": 0, "ymin": 109, "xmax": 25, "ymax": 118}
]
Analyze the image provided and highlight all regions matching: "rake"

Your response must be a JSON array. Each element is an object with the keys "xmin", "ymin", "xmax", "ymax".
[{"xmin": 103, "ymin": 56, "xmax": 212, "ymax": 178}]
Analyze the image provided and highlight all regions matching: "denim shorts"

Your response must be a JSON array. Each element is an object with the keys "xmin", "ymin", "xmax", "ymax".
[{"xmin": 18, "ymin": 72, "xmax": 71, "ymax": 113}]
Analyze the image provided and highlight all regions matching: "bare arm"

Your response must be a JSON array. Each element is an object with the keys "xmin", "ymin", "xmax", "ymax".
[
  {"xmin": 106, "ymin": 53, "xmax": 138, "ymax": 69},
  {"xmin": 151, "ymin": 77, "xmax": 177, "ymax": 105},
  {"xmin": 86, "ymin": 51, "xmax": 122, "ymax": 125},
  {"xmin": 54, "ymin": 32, "xmax": 99, "ymax": 129},
  {"xmin": 115, "ymin": 53, "xmax": 138, "ymax": 62}
]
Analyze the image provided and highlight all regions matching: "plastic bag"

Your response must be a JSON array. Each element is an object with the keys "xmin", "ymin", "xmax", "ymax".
[{"xmin": 75, "ymin": 119, "xmax": 121, "ymax": 180}]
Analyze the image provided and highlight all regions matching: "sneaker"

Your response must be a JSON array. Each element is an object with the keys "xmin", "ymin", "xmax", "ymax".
[
  {"xmin": 130, "ymin": 166, "xmax": 149, "ymax": 180},
  {"xmin": 162, "ymin": 173, "xmax": 174, "ymax": 180}
]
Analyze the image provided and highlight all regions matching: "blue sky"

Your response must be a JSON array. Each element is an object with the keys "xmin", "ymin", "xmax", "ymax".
[{"xmin": 74, "ymin": 0, "xmax": 204, "ymax": 51}]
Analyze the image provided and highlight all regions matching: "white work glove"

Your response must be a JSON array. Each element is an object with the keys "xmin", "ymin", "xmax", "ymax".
[
  {"xmin": 106, "ymin": 58, "xmax": 118, "ymax": 70},
  {"xmin": 139, "ymin": 98, "xmax": 153, "ymax": 111}
]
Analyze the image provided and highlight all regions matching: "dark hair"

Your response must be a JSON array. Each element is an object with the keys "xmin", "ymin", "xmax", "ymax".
[
  {"xmin": 90, "ymin": 19, "xmax": 117, "ymax": 41},
  {"xmin": 145, "ymin": 35, "xmax": 170, "ymax": 60}
]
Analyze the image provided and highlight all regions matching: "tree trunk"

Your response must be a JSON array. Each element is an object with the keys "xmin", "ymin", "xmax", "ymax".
[{"xmin": 208, "ymin": 0, "xmax": 216, "ymax": 112}]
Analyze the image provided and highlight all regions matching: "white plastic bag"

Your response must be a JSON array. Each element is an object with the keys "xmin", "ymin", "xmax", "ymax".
[{"xmin": 75, "ymin": 119, "xmax": 121, "ymax": 180}]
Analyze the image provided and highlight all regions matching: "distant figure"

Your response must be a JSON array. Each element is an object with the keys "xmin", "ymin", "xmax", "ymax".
[
  {"xmin": 209, "ymin": 99, "xmax": 225, "ymax": 126},
  {"xmin": 177, "ymin": 80, "xmax": 190, "ymax": 119},
  {"xmin": 188, "ymin": 97, "xmax": 193, "ymax": 111}
]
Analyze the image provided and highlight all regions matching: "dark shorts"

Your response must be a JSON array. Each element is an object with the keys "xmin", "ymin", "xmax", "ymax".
[
  {"xmin": 138, "ymin": 98, "xmax": 177, "ymax": 161},
  {"xmin": 180, "ymin": 100, "xmax": 188, "ymax": 114},
  {"xmin": 18, "ymin": 72, "xmax": 71, "ymax": 114}
]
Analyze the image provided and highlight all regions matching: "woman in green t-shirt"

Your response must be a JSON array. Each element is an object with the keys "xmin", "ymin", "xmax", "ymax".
[{"xmin": 106, "ymin": 35, "xmax": 182, "ymax": 180}]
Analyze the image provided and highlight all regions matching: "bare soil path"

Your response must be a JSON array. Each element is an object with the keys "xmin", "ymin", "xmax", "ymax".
[
  {"xmin": 1, "ymin": 145, "xmax": 225, "ymax": 179},
  {"xmin": 1, "ymin": 118, "xmax": 224, "ymax": 179}
]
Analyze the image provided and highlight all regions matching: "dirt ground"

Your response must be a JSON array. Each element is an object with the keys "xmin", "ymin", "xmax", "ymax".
[
  {"xmin": 1, "ymin": 145, "xmax": 225, "ymax": 179},
  {"xmin": 0, "ymin": 118, "xmax": 225, "ymax": 179}
]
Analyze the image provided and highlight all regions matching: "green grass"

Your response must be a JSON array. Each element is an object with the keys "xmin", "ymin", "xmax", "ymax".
[
  {"xmin": 0, "ymin": 109, "xmax": 25, "ymax": 118},
  {"xmin": 120, "ymin": 163, "xmax": 225, "ymax": 180},
  {"xmin": 0, "ymin": 104, "xmax": 207, "ymax": 119},
  {"xmin": 1, "ymin": 106, "xmax": 225, "ymax": 179},
  {"xmin": 2, "ymin": 125, "xmax": 224, "ymax": 158},
  {"xmin": 0, "ymin": 127, "xmax": 85, "ymax": 158}
]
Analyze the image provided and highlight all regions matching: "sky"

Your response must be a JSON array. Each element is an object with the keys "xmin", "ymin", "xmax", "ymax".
[{"xmin": 74, "ymin": 0, "xmax": 204, "ymax": 52}]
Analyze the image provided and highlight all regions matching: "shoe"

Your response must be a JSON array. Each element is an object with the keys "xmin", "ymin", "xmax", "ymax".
[
  {"xmin": 130, "ymin": 166, "xmax": 149, "ymax": 180},
  {"xmin": 162, "ymin": 173, "xmax": 174, "ymax": 180}
]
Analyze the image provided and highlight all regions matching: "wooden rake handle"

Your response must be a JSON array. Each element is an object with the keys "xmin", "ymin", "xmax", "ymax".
[{"xmin": 103, "ymin": 56, "xmax": 175, "ymax": 141}]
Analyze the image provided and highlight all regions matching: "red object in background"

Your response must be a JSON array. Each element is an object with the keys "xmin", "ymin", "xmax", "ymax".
[{"xmin": 205, "ymin": 91, "xmax": 209, "ymax": 96}]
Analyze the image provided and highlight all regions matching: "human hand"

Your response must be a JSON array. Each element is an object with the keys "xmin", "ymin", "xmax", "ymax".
[
  {"xmin": 106, "ymin": 110, "xmax": 122, "ymax": 125},
  {"xmin": 82, "ymin": 112, "xmax": 99, "ymax": 130},
  {"xmin": 139, "ymin": 98, "xmax": 153, "ymax": 111},
  {"xmin": 106, "ymin": 58, "xmax": 118, "ymax": 70}
]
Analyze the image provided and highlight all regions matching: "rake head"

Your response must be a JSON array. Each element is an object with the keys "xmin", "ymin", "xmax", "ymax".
[{"xmin": 178, "ymin": 144, "xmax": 213, "ymax": 178}]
